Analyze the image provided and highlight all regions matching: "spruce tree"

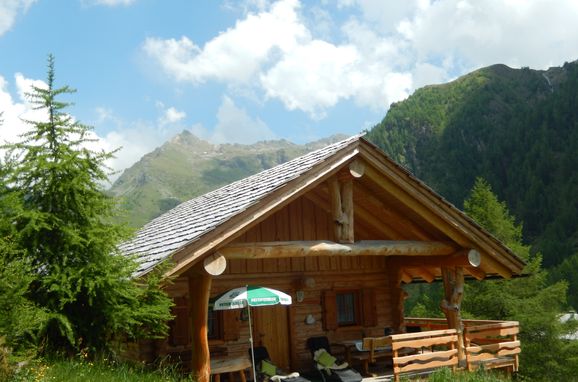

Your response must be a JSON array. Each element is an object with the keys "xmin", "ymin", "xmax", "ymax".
[
  {"xmin": 462, "ymin": 177, "xmax": 578, "ymax": 380},
  {"xmin": 2, "ymin": 55, "xmax": 172, "ymax": 355}
]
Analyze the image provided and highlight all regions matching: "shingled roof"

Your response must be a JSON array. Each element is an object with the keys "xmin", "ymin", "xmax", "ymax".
[{"xmin": 119, "ymin": 134, "xmax": 363, "ymax": 277}]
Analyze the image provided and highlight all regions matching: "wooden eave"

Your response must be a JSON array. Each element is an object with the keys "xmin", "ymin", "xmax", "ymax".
[{"xmin": 356, "ymin": 139, "xmax": 526, "ymax": 277}]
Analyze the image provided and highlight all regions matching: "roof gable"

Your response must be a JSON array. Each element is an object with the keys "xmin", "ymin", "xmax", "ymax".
[
  {"xmin": 119, "ymin": 135, "xmax": 362, "ymax": 276},
  {"xmin": 119, "ymin": 135, "xmax": 525, "ymax": 278}
]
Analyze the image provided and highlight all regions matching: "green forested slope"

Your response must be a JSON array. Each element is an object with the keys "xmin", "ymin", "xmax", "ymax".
[
  {"xmin": 367, "ymin": 62, "xmax": 578, "ymax": 269},
  {"xmin": 108, "ymin": 131, "xmax": 347, "ymax": 228}
]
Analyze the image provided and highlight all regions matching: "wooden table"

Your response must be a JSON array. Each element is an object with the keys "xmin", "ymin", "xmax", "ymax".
[
  {"xmin": 210, "ymin": 357, "xmax": 252, "ymax": 382},
  {"xmin": 335, "ymin": 339, "xmax": 393, "ymax": 375}
]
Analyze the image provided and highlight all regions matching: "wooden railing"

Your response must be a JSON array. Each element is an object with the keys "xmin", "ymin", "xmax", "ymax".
[
  {"xmin": 388, "ymin": 329, "xmax": 459, "ymax": 382},
  {"xmin": 404, "ymin": 318, "xmax": 521, "ymax": 374},
  {"xmin": 464, "ymin": 321, "xmax": 520, "ymax": 373}
]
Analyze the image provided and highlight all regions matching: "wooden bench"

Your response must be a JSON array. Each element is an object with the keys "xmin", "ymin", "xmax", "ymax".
[
  {"xmin": 348, "ymin": 336, "xmax": 392, "ymax": 375},
  {"xmin": 464, "ymin": 321, "xmax": 520, "ymax": 374},
  {"xmin": 210, "ymin": 357, "xmax": 252, "ymax": 382},
  {"xmin": 389, "ymin": 329, "xmax": 459, "ymax": 382}
]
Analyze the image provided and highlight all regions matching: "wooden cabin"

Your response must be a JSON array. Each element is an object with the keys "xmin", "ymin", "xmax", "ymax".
[{"xmin": 118, "ymin": 135, "xmax": 524, "ymax": 381}]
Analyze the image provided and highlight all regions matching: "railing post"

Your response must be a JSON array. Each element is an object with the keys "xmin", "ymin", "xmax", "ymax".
[{"xmin": 441, "ymin": 266, "xmax": 466, "ymax": 367}]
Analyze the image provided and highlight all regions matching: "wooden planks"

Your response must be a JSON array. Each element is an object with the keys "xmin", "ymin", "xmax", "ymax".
[
  {"xmin": 389, "ymin": 329, "xmax": 459, "ymax": 382},
  {"xmin": 464, "ymin": 321, "xmax": 520, "ymax": 373}
]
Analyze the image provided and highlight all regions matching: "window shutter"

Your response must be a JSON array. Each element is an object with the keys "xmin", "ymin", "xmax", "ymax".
[
  {"xmin": 222, "ymin": 310, "xmax": 240, "ymax": 341},
  {"xmin": 323, "ymin": 290, "xmax": 338, "ymax": 331},
  {"xmin": 362, "ymin": 289, "xmax": 378, "ymax": 327}
]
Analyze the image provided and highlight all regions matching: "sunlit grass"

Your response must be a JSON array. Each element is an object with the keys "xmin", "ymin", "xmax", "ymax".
[
  {"xmin": 403, "ymin": 367, "xmax": 512, "ymax": 382},
  {"xmin": 9, "ymin": 357, "xmax": 194, "ymax": 382}
]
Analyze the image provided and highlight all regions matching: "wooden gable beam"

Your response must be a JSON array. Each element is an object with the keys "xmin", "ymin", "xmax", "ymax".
[
  {"xmin": 305, "ymin": 188, "xmax": 407, "ymax": 240},
  {"xmin": 217, "ymin": 240, "xmax": 457, "ymax": 259},
  {"xmin": 361, "ymin": 163, "xmax": 516, "ymax": 279},
  {"xmin": 354, "ymin": 183, "xmax": 433, "ymax": 241}
]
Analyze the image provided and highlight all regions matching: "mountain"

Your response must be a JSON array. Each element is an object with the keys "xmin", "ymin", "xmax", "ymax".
[
  {"xmin": 366, "ymin": 61, "xmax": 578, "ymax": 268},
  {"xmin": 108, "ymin": 131, "xmax": 348, "ymax": 228}
]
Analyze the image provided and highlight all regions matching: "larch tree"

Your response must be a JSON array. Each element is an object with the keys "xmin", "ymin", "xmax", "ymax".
[{"xmin": 2, "ymin": 55, "xmax": 172, "ymax": 355}]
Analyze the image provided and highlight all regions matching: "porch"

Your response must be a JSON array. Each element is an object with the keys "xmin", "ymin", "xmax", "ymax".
[{"xmin": 184, "ymin": 317, "xmax": 520, "ymax": 382}]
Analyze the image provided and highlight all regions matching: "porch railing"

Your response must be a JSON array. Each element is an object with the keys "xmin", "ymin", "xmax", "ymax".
[
  {"xmin": 403, "ymin": 317, "xmax": 520, "ymax": 374},
  {"xmin": 387, "ymin": 328, "xmax": 459, "ymax": 382}
]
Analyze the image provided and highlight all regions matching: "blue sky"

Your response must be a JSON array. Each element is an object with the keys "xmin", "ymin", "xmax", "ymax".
[{"xmin": 2, "ymin": 0, "xmax": 578, "ymax": 182}]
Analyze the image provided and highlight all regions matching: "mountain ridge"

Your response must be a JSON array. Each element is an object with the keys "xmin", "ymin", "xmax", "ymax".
[
  {"xmin": 366, "ymin": 60, "xmax": 578, "ymax": 269},
  {"xmin": 109, "ymin": 131, "xmax": 349, "ymax": 227}
]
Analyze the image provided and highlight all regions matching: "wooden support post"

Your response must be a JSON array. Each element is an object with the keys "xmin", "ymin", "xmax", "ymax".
[
  {"xmin": 341, "ymin": 178, "xmax": 354, "ymax": 243},
  {"xmin": 388, "ymin": 265, "xmax": 404, "ymax": 333},
  {"xmin": 327, "ymin": 174, "xmax": 355, "ymax": 244},
  {"xmin": 189, "ymin": 268, "xmax": 213, "ymax": 382},
  {"xmin": 441, "ymin": 266, "xmax": 466, "ymax": 366},
  {"xmin": 328, "ymin": 178, "xmax": 344, "ymax": 240}
]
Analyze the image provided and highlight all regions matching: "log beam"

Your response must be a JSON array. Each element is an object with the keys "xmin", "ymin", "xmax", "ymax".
[
  {"xmin": 348, "ymin": 159, "xmax": 365, "ymax": 178},
  {"xmin": 189, "ymin": 268, "xmax": 212, "ymax": 382},
  {"xmin": 218, "ymin": 240, "xmax": 457, "ymax": 259},
  {"xmin": 389, "ymin": 250, "xmax": 482, "ymax": 269},
  {"xmin": 203, "ymin": 253, "xmax": 227, "ymax": 276}
]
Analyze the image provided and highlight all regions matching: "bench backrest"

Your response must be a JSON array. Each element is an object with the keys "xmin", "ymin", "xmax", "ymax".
[
  {"xmin": 389, "ymin": 329, "xmax": 459, "ymax": 382},
  {"xmin": 361, "ymin": 336, "xmax": 391, "ymax": 363},
  {"xmin": 464, "ymin": 321, "xmax": 520, "ymax": 372}
]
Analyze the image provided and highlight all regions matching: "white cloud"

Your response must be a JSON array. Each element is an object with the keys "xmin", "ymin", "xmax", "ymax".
[
  {"xmin": 211, "ymin": 96, "xmax": 275, "ymax": 144},
  {"xmin": 0, "ymin": 0, "xmax": 36, "ymax": 37},
  {"xmin": 94, "ymin": 125, "xmax": 160, "ymax": 183},
  {"xmin": 143, "ymin": 0, "xmax": 412, "ymax": 117},
  {"xmin": 0, "ymin": 73, "xmax": 158, "ymax": 184},
  {"xmin": 405, "ymin": 0, "xmax": 578, "ymax": 71},
  {"xmin": 143, "ymin": 0, "xmax": 308, "ymax": 84},
  {"xmin": 143, "ymin": 0, "xmax": 578, "ymax": 119},
  {"xmin": 0, "ymin": 73, "xmax": 46, "ymax": 148},
  {"xmin": 157, "ymin": 104, "xmax": 186, "ymax": 127}
]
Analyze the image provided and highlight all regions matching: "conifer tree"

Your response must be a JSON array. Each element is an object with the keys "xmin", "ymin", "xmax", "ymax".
[
  {"xmin": 2, "ymin": 55, "xmax": 172, "ymax": 355},
  {"xmin": 462, "ymin": 177, "xmax": 578, "ymax": 380}
]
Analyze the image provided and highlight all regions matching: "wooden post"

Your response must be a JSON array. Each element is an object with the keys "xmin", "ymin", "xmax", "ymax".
[
  {"xmin": 341, "ymin": 179, "xmax": 354, "ymax": 243},
  {"xmin": 441, "ymin": 266, "xmax": 466, "ymax": 366},
  {"xmin": 189, "ymin": 267, "xmax": 213, "ymax": 382},
  {"xmin": 327, "ymin": 173, "xmax": 355, "ymax": 244},
  {"xmin": 388, "ymin": 265, "xmax": 404, "ymax": 333},
  {"xmin": 327, "ymin": 178, "xmax": 344, "ymax": 240}
]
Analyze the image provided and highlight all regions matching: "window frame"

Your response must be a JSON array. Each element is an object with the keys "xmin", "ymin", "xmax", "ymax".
[{"xmin": 335, "ymin": 289, "xmax": 362, "ymax": 327}]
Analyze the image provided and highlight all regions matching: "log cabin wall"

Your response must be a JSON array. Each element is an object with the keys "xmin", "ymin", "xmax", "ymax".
[{"xmin": 153, "ymin": 192, "xmax": 398, "ymax": 370}]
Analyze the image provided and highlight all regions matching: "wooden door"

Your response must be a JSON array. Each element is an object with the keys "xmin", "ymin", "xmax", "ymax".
[{"xmin": 252, "ymin": 305, "xmax": 291, "ymax": 369}]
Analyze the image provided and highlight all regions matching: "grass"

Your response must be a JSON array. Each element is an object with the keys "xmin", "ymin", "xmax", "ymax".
[
  {"xmin": 7, "ymin": 357, "xmax": 194, "ymax": 382},
  {"xmin": 406, "ymin": 367, "xmax": 512, "ymax": 382}
]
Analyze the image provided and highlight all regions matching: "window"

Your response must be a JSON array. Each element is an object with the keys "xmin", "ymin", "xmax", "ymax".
[
  {"xmin": 207, "ymin": 303, "xmax": 223, "ymax": 340},
  {"xmin": 336, "ymin": 290, "xmax": 361, "ymax": 326},
  {"xmin": 323, "ymin": 289, "xmax": 377, "ymax": 330}
]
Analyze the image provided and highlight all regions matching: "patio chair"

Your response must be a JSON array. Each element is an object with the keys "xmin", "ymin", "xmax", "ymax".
[
  {"xmin": 250, "ymin": 346, "xmax": 310, "ymax": 382},
  {"xmin": 306, "ymin": 337, "xmax": 362, "ymax": 382}
]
